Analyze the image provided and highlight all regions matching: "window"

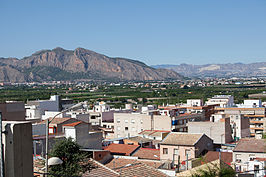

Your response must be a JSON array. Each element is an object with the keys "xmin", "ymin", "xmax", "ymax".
[
  {"xmin": 140, "ymin": 120, "xmax": 143, "ymax": 124},
  {"xmin": 131, "ymin": 119, "xmax": 135, "ymax": 123},
  {"xmin": 174, "ymin": 149, "xmax": 179, "ymax": 155},
  {"xmin": 163, "ymin": 148, "xmax": 168, "ymax": 154},
  {"xmin": 125, "ymin": 127, "xmax": 128, "ymax": 131},
  {"xmin": 117, "ymin": 119, "xmax": 120, "ymax": 123},
  {"xmin": 125, "ymin": 119, "xmax": 128, "ymax": 123},
  {"xmin": 249, "ymin": 154, "xmax": 255, "ymax": 161},
  {"xmin": 117, "ymin": 126, "xmax": 121, "ymax": 131},
  {"xmin": 185, "ymin": 150, "xmax": 191, "ymax": 159},
  {"xmin": 235, "ymin": 154, "xmax": 241, "ymax": 161},
  {"xmin": 254, "ymin": 165, "xmax": 259, "ymax": 172},
  {"xmin": 132, "ymin": 127, "xmax": 136, "ymax": 131}
]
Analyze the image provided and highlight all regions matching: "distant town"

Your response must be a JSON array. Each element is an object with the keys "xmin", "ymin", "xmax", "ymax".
[{"xmin": 0, "ymin": 78, "xmax": 265, "ymax": 177}]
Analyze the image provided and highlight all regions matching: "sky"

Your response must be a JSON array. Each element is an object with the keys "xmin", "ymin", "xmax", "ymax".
[{"xmin": 0, "ymin": 0, "xmax": 266, "ymax": 65}]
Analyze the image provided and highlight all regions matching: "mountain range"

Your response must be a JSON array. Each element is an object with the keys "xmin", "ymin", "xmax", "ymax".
[
  {"xmin": 152, "ymin": 62, "xmax": 266, "ymax": 78},
  {"xmin": 0, "ymin": 47, "xmax": 183, "ymax": 82}
]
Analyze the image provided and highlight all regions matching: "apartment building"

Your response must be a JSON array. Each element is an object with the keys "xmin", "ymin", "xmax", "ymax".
[
  {"xmin": 223, "ymin": 107, "xmax": 265, "ymax": 139},
  {"xmin": 114, "ymin": 113, "xmax": 171, "ymax": 138},
  {"xmin": 233, "ymin": 139, "xmax": 265, "ymax": 174},
  {"xmin": 27, "ymin": 95, "xmax": 61, "ymax": 115},
  {"xmin": 171, "ymin": 113, "xmax": 205, "ymax": 132},
  {"xmin": 187, "ymin": 118, "xmax": 233, "ymax": 144},
  {"xmin": 229, "ymin": 114, "xmax": 250, "ymax": 140},
  {"xmin": 160, "ymin": 133, "xmax": 213, "ymax": 165},
  {"xmin": 186, "ymin": 99, "xmax": 203, "ymax": 107},
  {"xmin": 206, "ymin": 95, "xmax": 234, "ymax": 108}
]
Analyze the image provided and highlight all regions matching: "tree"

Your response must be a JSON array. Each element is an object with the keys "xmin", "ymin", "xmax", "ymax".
[
  {"xmin": 49, "ymin": 138, "xmax": 91, "ymax": 177},
  {"xmin": 191, "ymin": 162, "xmax": 236, "ymax": 177}
]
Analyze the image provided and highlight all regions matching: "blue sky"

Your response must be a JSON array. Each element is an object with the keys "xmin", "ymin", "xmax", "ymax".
[{"xmin": 0, "ymin": 0, "xmax": 266, "ymax": 65}]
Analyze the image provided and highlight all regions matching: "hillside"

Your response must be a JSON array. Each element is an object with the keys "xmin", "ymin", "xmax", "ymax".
[
  {"xmin": 152, "ymin": 62, "xmax": 266, "ymax": 78},
  {"xmin": 0, "ymin": 47, "xmax": 183, "ymax": 82}
]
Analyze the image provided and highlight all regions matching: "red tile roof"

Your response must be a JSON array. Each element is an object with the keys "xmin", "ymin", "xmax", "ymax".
[
  {"xmin": 255, "ymin": 158, "xmax": 266, "ymax": 161},
  {"xmin": 82, "ymin": 159, "xmax": 119, "ymax": 177},
  {"xmin": 104, "ymin": 144, "xmax": 140, "ymax": 156},
  {"xmin": 105, "ymin": 158, "xmax": 163, "ymax": 169},
  {"xmin": 202, "ymin": 151, "xmax": 232, "ymax": 165},
  {"xmin": 132, "ymin": 148, "xmax": 160, "ymax": 160},
  {"xmin": 233, "ymin": 138, "xmax": 266, "ymax": 153},
  {"xmin": 114, "ymin": 163, "xmax": 169, "ymax": 177},
  {"xmin": 63, "ymin": 121, "xmax": 83, "ymax": 127}
]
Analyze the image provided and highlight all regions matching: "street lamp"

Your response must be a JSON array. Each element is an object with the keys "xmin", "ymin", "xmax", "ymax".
[
  {"xmin": 48, "ymin": 157, "xmax": 63, "ymax": 166},
  {"xmin": 45, "ymin": 102, "xmax": 84, "ymax": 176}
]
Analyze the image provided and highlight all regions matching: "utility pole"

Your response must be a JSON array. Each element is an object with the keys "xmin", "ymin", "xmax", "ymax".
[
  {"xmin": 177, "ymin": 155, "xmax": 180, "ymax": 173},
  {"xmin": 186, "ymin": 153, "xmax": 189, "ymax": 170}
]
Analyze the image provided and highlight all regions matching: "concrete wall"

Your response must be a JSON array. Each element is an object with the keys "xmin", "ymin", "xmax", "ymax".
[
  {"xmin": 160, "ymin": 144, "xmax": 196, "ymax": 163},
  {"xmin": 76, "ymin": 123, "xmax": 90, "ymax": 148},
  {"xmin": 114, "ymin": 113, "xmax": 171, "ymax": 138},
  {"xmin": 187, "ymin": 119, "xmax": 233, "ymax": 144},
  {"xmin": 224, "ymin": 108, "xmax": 265, "ymax": 115},
  {"xmin": 87, "ymin": 132, "xmax": 102, "ymax": 149},
  {"xmin": 32, "ymin": 123, "xmax": 46, "ymax": 136},
  {"xmin": 160, "ymin": 135, "xmax": 213, "ymax": 163},
  {"xmin": 0, "ymin": 102, "xmax": 25, "ymax": 121},
  {"xmin": 233, "ymin": 151, "xmax": 265, "ymax": 172},
  {"xmin": 187, "ymin": 99, "xmax": 203, "ymax": 107},
  {"xmin": 2, "ymin": 121, "xmax": 33, "ymax": 177}
]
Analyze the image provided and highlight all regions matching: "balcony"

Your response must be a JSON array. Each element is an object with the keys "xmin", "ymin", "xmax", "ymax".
[{"xmin": 250, "ymin": 120, "xmax": 264, "ymax": 124}]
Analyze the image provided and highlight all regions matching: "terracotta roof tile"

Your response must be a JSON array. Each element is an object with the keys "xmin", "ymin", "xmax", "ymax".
[
  {"xmin": 115, "ymin": 163, "xmax": 169, "ymax": 177},
  {"xmin": 105, "ymin": 158, "xmax": 163, "ymax": 169},
  {"xmin": 132, "ymin": 148, "xmax": 160, "ymax": 160},
  {"xmin": 160, "ymin": 132, "xmax": 204, "ymax": 146},
  {"xmin": 63, "ymin": 121, "xmax": 83, "ymax": 127},
  {"xmin": 104, "ymin": 144, "xmax": 140, "ymax": 156},
  {"xmin": 233, "ymin": 138, "xmax": 266, "ymax": 153},
  {"xmin": 202, "ymin": 151, "xmax": 232, "ymax": 165},
  {"xmin": 82, "ymin": 159, "xmax": 119, "ymax": 177},
  {"xmin": 124, "ymin": 136, "xmax": 152, "ymax": 143}
]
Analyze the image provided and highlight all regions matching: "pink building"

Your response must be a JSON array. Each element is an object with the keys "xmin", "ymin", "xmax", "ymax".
[{"xmin": 160, "ymin": 133, "xmax": 213, "ymax": 165}]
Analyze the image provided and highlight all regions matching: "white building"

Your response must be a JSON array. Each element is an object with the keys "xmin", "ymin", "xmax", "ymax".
[
  {"xmin": 63, "ymin": 121, "xmax": 102, "ymax": 149},
  {"xmin": 114, "ymin": 113, "xmax": 171, "ymax": 138},
  {"xmin": 25, "ymin": 105, "xmax": 42, "ymax": 120},
  {"xmin": 27, "ymin": 95, "xmax": 61, "ymax": 115},
  {"xmin": 93, "ymin": 102, "xmax": 110, "ymax": 112},
  {"xmin": 233, "ymin": 139, "xmax": 265, "ymax": 173},
  {"xmin": 206, "ymin": 95, "xmax": 234, "ymax": 108},
  {"xmin": 186, "ymin": 99, "xmax": 203, "ymax": 107},
  {"xmin": 239, "ymin": 99, "xmax": 262, "ymax": 108}
]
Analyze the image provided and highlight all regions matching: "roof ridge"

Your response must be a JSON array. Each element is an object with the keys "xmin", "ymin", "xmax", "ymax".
[{"xmin": 89, "ymin": 158, "xmax": 120, "ymax": 175}]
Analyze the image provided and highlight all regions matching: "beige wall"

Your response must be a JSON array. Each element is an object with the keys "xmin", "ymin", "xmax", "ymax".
[
  {"xmin": 160, "ymin": 135, "xmax": 213, "ymax": 163},
  {"xmin": 114, "ymin": 113, "xmax": 171, "ymax": 138},
  {"xmin": 160, "ymin": 144, "xmax": 196, "ymax": 163},
  {"xmin": 188, "ymin": 119, "xmax": 232, "ymax": 144}
]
